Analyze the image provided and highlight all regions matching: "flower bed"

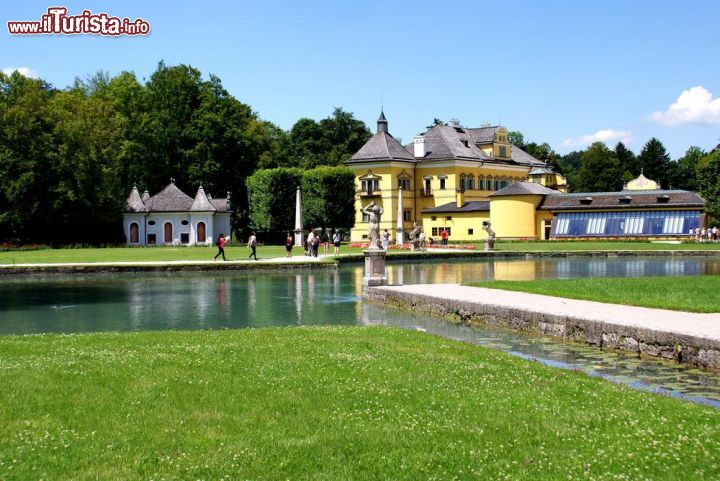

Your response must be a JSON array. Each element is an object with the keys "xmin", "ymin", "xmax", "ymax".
[{"xmin": 347, "ymin": 242, "xmax": 476, "ymax": 250}]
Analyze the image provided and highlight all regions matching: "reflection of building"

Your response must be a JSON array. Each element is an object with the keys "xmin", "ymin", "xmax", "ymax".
[
  {"xmin": 345, "ymin": 113, "xmax": 704, "ymax": 240},
  {"xmin": 122, "ymin": 181, "xmax": 232, "ymax": 246}
]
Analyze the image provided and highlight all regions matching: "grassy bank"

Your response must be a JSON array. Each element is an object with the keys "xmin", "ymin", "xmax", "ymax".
[
  {"xmin": 1, "ymin": 241, "xmax": 719, "ymax": 264},
  {"xmin": 0, "ymin": 327, "xmax": 718, "ymax": 480},
  {"xmin": 470, "ymin": 275, "xmax": 720, "ymax": 312}
]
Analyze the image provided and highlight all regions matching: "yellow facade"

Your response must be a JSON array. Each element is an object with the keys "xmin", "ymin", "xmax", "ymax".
[{"xmin": 488, "ymin": 195, "xmax": 544, "ymax": 239}]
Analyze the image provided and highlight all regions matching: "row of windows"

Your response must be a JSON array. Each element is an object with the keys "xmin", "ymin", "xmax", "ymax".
[
  {"xmin": 128, "ymin": 221, "xmax": 207, "ymax": 244},
  {"xmin": 361, "ymin": 175, "xmax": 524, "ymax": 193},
  {"xmin": 553, "ymin": 211, "xmax": 701, "ymax": 237},
  {"xmin": 361, "ymin": 209, "xmax": 413, "ymax": 222}
]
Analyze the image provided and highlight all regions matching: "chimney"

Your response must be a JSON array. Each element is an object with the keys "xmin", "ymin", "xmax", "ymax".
[
  {"xmin": 456, "ymin": 189, "xmax": 465, "ymax": 208},
  {"xmin": 413, "ymin": 136, "xmax": 425, "ymax": 158}
]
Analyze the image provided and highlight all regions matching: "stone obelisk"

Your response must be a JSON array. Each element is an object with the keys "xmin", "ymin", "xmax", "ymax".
[
  {"xmin": 396, "ymin": 187, "xmax": 404, "ymax": 245},
  {"xmin": 293, "ymin": 187, "xmax": 303, "ymax": 247}
]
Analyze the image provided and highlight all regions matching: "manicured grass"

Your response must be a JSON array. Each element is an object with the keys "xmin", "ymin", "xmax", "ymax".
[
  {"xmin": 470, "ymin": 275, "xmax": 720, "ymax": 312},
  {"xmin": 1, "ymin": 241, "xmax": 719, "ymax": 264},
  {"xmin": 0, "ymin": 327, "xmax": 718, "ymax": 480},
  {"xmin": 0, "ymin": 245, "xmax": 362, "ymax": 264}
]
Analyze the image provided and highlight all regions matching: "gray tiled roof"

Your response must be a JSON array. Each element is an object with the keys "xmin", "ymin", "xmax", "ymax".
[
  {"xmin": 123, "ymin": 186, "xmax": 148, "ymax": 213},
  {"xmin": 190, "ymin": 186, "xmax": 216, "ymax": 212},
  {"xmin": 528, "ymin": 167, "xmax": 555, "ymax": 175},
  {"xmin": 419, "ymin": 125, "xmax": 492, "ymax": 161},
  {"xmin": 422, "ymin": 201, "xmax": 490, "ymax": 213},
  {"xmin": 210, "ymin": 197, "xmax": 231, "ymax": 212},
  {"xmin": 490, "ymin": 182, "xmax": 558, "ymax": 197},
  {"xmin": 510, "ymin": 146, "xmax": 545, "ymax": 166},
  {"xmin": 346, "ymin": 132, "xmax": 415, "ymax": 162},
  {"xmin": 145, "ymin": 183, "xmax": 194, "ymax": 211},
  {"xmin": 540, "ymin": 190, "xmax": 705, "ymax": 211},
  {"xmin": 466, "ymin": 126, "xmax": 499, "ymax": 144}
]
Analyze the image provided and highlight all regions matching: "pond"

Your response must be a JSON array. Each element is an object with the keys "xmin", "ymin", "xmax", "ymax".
[{"xmin": 2, "ymin": 256, "xmax": 720, "ymax": 406}]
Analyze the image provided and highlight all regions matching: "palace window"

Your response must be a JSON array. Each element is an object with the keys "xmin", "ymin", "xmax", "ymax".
[
  {"xmin": 361, "ymin": 210, "xmax": 370, "ymax": 223},
  {"xmin": 552, "ymin": 211, "xmax": 701, "ymax": 237},
  {"xmin": 403, "ymin": 209, "xmax": 412, "ymax": 222},
  {"xmin": 446, "ymin": 216, "xmax": 453, "ymax": 221},
  {"xmin": 499, "ymin": 146, "xmax": 507, "ymax": 157},
  {"xmin": 459, "ymin": 175, "xmax": 466, "ymax": 190},
  {"xmin": 432, "ymin": 227, "xmax": 438, "ymax": 236},
  {"xmin": 361, "ymin": 179, "xmax": 380, "ymax": 193},
  {"xmin": 439, "ymin": 177, "xmax": 447, "ymax": 190},
  {"xmin": 468, "ymin": 228, "xmax": 474, "ymax": 235},
  {"xmin": 397, "ymin": 178, "xmax": 411, "ymax": 190},
  {"xmin": 431, "ymin": 216, "xmax": 437, "ymax": 221},
  {"xmin": 478, "ymin": 177, "xmax": 485, "ymax": 190},
  {"xmin": 467, "ymin": 176, "xmax": 475, "ymax": 190}
]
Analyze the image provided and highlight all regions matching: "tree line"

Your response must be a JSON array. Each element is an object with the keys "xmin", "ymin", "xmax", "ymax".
[{"xmin": 0, "ymin": 63, "xmax": 370, "ymax": 245}]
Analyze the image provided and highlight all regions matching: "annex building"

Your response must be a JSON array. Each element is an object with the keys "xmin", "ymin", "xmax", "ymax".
[
  {"xmin": 122, "ymin": 181, "xmax": 232, "ymax": 246},
  {"xmin": 344, "ymin": 113, "xmax": 705, "ymax": 241}
]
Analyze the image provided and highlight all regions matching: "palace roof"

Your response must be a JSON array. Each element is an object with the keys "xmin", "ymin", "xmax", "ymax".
[
  {"xmin": 422, "ymin": 201, "xmax": 490, "ymax": 213},
  {"xmin": 346, "ymin": 131, "xmax": 415, "ymax": 162},
  {"xmin": 540, "ymin": 190, "xmax": 704, "ymax": 211},
  {"xmin": 490, "ymin": 182, "xmax": 559, "ymax": 197},
  {"xmin": 123, "ymin": 182, "xmax": 232, "ymax": 213}
]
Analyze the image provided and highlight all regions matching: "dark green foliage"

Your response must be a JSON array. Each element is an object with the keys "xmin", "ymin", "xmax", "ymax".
[
  {"xmin": 637, "ymin": 138, "xmax": 671, "ymax": 188},
  {"xmin": 290, "ymin": 108, "xmax": 371, "ymax": 168},
  {"xmin": 697, "ymin": 148, "xmax": 720, "ymax": 220},
  {"xmin": 613, "ymin": 142, "xmax": 637, "ymax": 185},
  {"xmin": 574, "ymin": 142, "xmax": 626, "ymax": 192},
  {"xmin": 671, "ymin": 146, "xmax": 705, "ymax": 191},
  {"xmin": 246, "ymin": 168, "xmax": 303, "ymax": 232},
  {"xmin": 248, "ymin": 166, "xmax": 355, "ymax": 233},
  {"xmin": 0, "ymin": 64, "xmax": 370, "ymax": 244},
  {"xmin": 301, "ymin": 166, "xmax": 356, "ymax": 229}
]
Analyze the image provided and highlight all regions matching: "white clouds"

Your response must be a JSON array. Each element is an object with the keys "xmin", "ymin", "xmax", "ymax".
[
  {"xmin": 561, "ymin": 129, "xmax": 633, "ymax": 148},
  {"xmin": 1, "ymin": 66, "xmax": 39, "ymax": 79},
  {"xmin": 649, "ymin": 86, "xmax": 720, "ymax": 126}
]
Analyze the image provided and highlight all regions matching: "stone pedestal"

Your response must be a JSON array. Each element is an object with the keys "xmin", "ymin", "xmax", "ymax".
[
  {"xmin": 294, "ymin": 229, "xmax": 304, "ymax": 248},
  {"xmin": 484, "ymin": 238, "xmax": 495, "ymax": 252},
  {"xmin": 363, "ymin": 249, "xmax": 387, "ymax": 286}
]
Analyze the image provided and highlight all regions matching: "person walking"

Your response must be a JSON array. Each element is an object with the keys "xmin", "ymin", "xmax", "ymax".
[
  {"xmin": 285, "ymin": 232, "xmax": 293, "ymax": 258},
  {"xmin": 213, "ymin": 233, "xmax": 226, "ymax": 261},
  {"xmin": 381, "ymin": 229, "xmax": 390, "ymax": 250},
  {"xmin": 306, "ymin": 230, "xmax": 315, "ymax": 256},
  {"xmin": 248, "ymin": 231, "xmax": 258, "ymax": 260},
  {"xmin": 440, "ymin": 228, "xmax": 449, "ymax": 247},
  {"xmin": 312, "ymin": 232, "xmax": 320, "ymax": 257},
  {"xmin": 332, "ymin": 229, "xmax": 341, "ymax": 256}
]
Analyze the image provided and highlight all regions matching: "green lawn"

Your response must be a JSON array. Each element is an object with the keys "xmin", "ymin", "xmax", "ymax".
[
  {"xmin": 470, "ymin": 275, "xmax": 720, "ymax": 312},
  {"xmin": 0, "ymin": 327, "xmax": 717, "ymax": 480},
  {"xmin": 1, "ymin": 241, "xmax": 719, "ymax": 264}
]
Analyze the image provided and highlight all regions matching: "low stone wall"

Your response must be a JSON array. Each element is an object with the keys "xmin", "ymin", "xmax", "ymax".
[{"xmin": 364, "ymin": 286, "xmax": 720, "ymax": 370}]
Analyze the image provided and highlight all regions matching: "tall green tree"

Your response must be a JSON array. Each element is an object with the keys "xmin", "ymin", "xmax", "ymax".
[
  {"xmin": 613, "ymin": 142, "xmax": 637, "ymax": 185},
  {"xmin": 637, "ymin": 138, "xmax": 671, "ymax": 188},
  {"xmin": 670, "ymin": 146, "xmax": 705, "ymax": 191},
  {"xmin": 574, "ymin": 142, "xmax": 626, "ymax": 192},
  {"xmin": 0, "ymin": 71, "xmax": 57, "ymax": 242},
  {"xmin": 507, "ymin": 130, "xmax": 524, "ymax": 148},
  {"xmin": 697, "ymin": 148, "xmax": 720, "ymax": 221}
]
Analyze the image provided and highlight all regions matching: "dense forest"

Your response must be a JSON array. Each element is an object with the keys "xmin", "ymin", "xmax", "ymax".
[{"xmin": 1, "ymin": 63, "xmax": 718, "ymax": 245}]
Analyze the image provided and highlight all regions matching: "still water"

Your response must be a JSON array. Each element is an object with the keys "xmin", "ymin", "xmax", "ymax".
[{"xmin": 2, "ymin": 256, "xmax": 720, "ymax": 406}]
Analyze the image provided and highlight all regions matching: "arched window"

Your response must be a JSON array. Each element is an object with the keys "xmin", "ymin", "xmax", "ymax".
[
  {"xmin": 478, "ymin": 176, "xmax": 485, "ymax": 191},
  {"xmin": 459, "ymin": 175, "xmax": 466, "ymax": 191},
  {"xmin": 197, "ymin": 222, "xmax": 206, "ymax": 243},
  {"xmin": 164, "ymin": 222, "xmax": 173, "ymax": 244},
  {"xmin": 467, "ymin": 175, "xmax": 475, "ymax": 190},
  {"xmin": 129, "ymin": 222, "xmax": 139, "ymax": 243}
]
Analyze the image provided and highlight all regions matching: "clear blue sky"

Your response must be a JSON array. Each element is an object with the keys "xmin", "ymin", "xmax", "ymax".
[{"xmin": 3, "ymin": 0, "xmax": 720, "ymax": 158}]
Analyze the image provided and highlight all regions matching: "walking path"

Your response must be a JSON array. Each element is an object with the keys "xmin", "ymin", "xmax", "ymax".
[{"xmin": 365, "ymin": 283, "xmax": 720, "ymax": 368}]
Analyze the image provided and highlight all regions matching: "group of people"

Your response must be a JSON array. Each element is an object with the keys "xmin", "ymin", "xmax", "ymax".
[
  {"xmin": 213, "ymin": 232, "xmax": 258, "ymax": 261},
  {"xmin": 692, "ymin": 226, "xmax": 719, "ymax": 242},
  {"xmin": 299, "ymin": 228, "xmax": 342, "ymax": 257}
]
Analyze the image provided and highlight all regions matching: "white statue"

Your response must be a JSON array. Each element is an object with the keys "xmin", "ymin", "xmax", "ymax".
[
  {"xmin": 482, "ymin": 221, "xmax": 496, "ymax": 251},
  {"xmin": 362, "ymin": 201, "xmax": 384, "ymax": 250}
]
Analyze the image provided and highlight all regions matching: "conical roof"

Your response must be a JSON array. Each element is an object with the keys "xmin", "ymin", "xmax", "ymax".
[
  {"xmin": 123, "ymin": 185, "xmax": 147, "ymax": 213},
  {"xmin": 347, "ymin": 132, "xmax": 415, "ymax": 162},
  {"xmin": 190, "ymin": 185, "xmax": 217, "ymax": 211}
]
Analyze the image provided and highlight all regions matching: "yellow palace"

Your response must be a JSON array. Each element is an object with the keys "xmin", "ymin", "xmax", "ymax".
[{"xmin": 344, "ymin": 112, "xmax": 704, "ymax": 242}]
